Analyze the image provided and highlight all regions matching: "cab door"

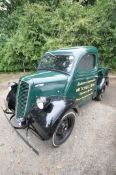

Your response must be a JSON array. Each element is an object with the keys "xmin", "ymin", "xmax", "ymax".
[{"xmin": 74, "ymin": 53, "xmax": 98, "ymax": 106}]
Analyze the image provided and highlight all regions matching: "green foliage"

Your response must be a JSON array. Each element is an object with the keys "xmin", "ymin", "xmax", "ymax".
[{"xmin": 0, "ymin": 0, "xmax": 116, "ymax": 72}]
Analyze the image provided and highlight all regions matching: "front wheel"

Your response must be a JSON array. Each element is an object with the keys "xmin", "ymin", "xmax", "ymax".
[{"xmin": 52, "ymin": 110, "xmax": 76, "ymax": 147}]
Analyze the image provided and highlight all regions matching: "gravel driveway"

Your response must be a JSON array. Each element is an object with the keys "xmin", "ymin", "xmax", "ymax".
[{"xmin": 0, "ymin": 79, "xmax": 116, "ymax": 175}]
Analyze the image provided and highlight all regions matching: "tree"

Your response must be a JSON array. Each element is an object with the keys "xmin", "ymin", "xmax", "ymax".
[{"xmin": 0, "ymin": 0, "xmax": 116, "ymax": 72}]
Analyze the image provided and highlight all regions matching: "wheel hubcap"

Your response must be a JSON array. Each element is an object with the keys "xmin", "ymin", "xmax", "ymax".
[{"xmin": 56, "ymin": 118, "xmax": 70, "ymax": 137}]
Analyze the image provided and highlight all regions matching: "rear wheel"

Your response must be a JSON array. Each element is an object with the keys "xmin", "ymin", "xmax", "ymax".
[
  {"xmin": 52, "ymin": 110, "xmax": 76, "ymax": 147},
  {"xmin": 95, "ymin": 85, "xmax": 106, "ymax": 101}
]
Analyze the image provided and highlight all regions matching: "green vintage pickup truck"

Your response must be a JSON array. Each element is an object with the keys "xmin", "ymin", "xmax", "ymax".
[{"xmin": 5, "ymin": 46, "xmax": 109, "ymax": 147}]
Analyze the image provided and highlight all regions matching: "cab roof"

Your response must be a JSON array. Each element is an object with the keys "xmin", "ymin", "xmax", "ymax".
[{"xmin": 48, "ymin": 46, "xmax": 98, "ymax": 55}]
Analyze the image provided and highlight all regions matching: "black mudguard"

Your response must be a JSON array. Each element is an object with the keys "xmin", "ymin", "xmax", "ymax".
[
  {"xmin": 97, "ymin": 76, "xmax": 109, "ymax": 96},
  {"xmin": 6, "ymin": 83, "xmax": 18, "ymax": 111},
  {"xmin": 29, "ymin": 97, "xmax": 78, "ymax": 140}
]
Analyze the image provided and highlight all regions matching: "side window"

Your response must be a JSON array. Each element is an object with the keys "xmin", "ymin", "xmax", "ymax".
[{"xmin": 77, "ymin": 54, "xmax": 96, "ymax": 72}]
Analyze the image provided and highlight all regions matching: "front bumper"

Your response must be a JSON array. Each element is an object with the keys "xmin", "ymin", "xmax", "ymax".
[{"xmin": 1, "ymin": 106, "xmax": 39, "ymax": 155}]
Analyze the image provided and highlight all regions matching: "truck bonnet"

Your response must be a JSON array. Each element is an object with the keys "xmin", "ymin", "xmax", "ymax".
[{"xmin": 16, "ymin": 70, "xmax": 68, "ymax": 119}]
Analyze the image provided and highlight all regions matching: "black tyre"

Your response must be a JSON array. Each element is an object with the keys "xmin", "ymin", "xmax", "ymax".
[
  {"xmin": 95, "ymin": 85, "xmax": 106, "ymax": 101},
  {"xmin": 52, "ymin": 110, "xmax": 76, "ymax": 147},
  {"xmin": 106, "ymin": 77, "xmax": 109, "ymax": 86}
]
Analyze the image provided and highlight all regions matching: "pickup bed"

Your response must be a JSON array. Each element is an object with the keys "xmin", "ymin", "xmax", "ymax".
[{"xmin": 5, "ymin": 46, "xmax": 109, "ymax": 147}]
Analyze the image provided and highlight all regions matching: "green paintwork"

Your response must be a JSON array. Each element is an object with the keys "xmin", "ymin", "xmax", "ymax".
[{"xmin": 16, "ymin": 46, "xmax": 108, "ymax": 119}]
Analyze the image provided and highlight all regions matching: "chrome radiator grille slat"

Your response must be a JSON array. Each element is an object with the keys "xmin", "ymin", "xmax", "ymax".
[{"xmin": 16, "ymin": 81, "xmax": 29, "ymax": 118}]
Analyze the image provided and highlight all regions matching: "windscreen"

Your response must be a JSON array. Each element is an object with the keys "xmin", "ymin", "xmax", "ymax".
[{"xmin": 38, "ymin": 53, "xmax": 74, "ymax": 74}]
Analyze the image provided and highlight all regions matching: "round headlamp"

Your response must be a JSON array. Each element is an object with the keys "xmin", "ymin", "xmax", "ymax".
[{"xmin": 36, "ymin": 97, "xmax": 47, "ymax": 109}]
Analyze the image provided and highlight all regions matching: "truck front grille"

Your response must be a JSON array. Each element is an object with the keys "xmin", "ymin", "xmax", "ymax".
[{"xmin": 16, "ymin": 81, "xmax": 29, "ymax": 118}]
